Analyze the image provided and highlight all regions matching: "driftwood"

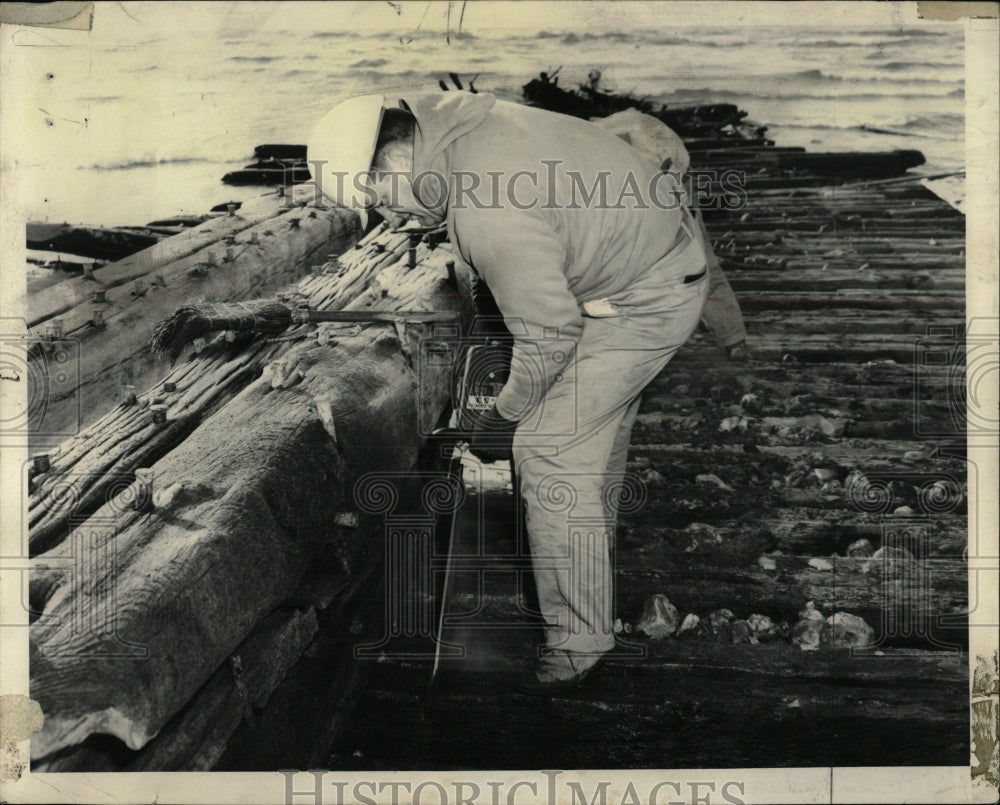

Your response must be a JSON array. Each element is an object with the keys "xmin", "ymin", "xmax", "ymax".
[
  {"xmin": 28, "ymin": 223, "xmax": 475, "ymax": 765},
  {"xmin": 26, "ymin": 190, "xmax": 359, "ymax": 442},
  {"xmin": 26, "ymin": 222, "xmax": 164, "ymax": 262}
]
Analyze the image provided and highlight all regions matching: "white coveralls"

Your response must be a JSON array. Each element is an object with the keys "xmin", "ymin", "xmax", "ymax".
[{"xmin": 402, "ymin": 93, "xmax": 709, "ymax": 657}]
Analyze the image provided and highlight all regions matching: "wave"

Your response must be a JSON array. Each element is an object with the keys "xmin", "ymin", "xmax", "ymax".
[
  {"xmin": 855, "ymin": 124, "xmax": 956, "ymax": 141},
  {"xmin": 881, "ymin": 60, "xmax": 959, "ymax": 71},
  {"xmin": 790, "ymin": 32, "xmax": 953, "ymax": 49},
  {"xmin": 310, "ymin": 31, "xmax": 349, "ymax": 39},
  {"xmin": 770, "ymin": 68, "xmax": 959, "ymax": 86},
  {"xmin": 227, "ymin": 55, "xmax": 280, "ymax": 64},
  {"xmin": 562, "ymin": 31, "xmax": 635, "ymax": 44},
  {"xmin": 85, "ymin": 157, "xmax": 211, "ymax": 172},
  {"xmin": 661, "ymin": 86, "xmax": 964, "ymax": 103},
  {"xmin": 900, "ymin": 113, "xmax": 964, "ymax": 129},
  {"xmin": 788, "ymin": 39, "xmax": 868, "ymax": 48},
  {"xmin": 352, "ymin": 58, "xmax": 389, "ymax": 68}
]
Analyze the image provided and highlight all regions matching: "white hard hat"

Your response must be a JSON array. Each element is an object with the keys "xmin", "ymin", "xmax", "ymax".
[{"xmin": 307, "ymin": 93, "xmax": 387, "ymax": 229}]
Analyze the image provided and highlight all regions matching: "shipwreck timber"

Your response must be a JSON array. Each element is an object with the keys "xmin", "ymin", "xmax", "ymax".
[{"xmin": 25, "ymin": 89, "xmax": 970, "ymax": 770}]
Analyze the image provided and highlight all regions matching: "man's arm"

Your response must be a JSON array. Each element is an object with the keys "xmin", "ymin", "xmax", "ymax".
[{"xmin": 456, "ymin": 209, "xmax": 582, "ymax": 421}]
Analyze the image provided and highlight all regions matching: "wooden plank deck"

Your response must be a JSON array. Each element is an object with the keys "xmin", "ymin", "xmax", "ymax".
[{"xmin": 312, "ymin": 176, "xmax": 969, "ymax": 771}]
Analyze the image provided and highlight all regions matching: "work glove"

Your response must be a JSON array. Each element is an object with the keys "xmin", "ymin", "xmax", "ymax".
[{"xmin": 467, "ymin": 404, "xmax": 517, "ymax": 463}]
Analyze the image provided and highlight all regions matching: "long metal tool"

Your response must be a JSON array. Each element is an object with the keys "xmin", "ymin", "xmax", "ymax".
[{"xmin": 424, "ymin": 427, "xmax": 469, "ymax": 702}]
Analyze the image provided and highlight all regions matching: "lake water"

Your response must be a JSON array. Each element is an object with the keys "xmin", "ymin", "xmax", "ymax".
[{"xmin": 11, "ymin": 4, "xmax": 964, "ymax": 228}]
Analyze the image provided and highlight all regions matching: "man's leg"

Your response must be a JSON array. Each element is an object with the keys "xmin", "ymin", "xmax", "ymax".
[{"xmin": 512, "ymin": 278, "xmax": 707, "ymax": 680}]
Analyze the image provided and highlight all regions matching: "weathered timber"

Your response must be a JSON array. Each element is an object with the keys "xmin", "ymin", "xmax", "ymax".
[
  {"xmin": 254, "ymin": 144, "xmax": 307, "ymax": 161},
  {"xmin": 341, "ymin": 579, "xmax": 968, "ymax": 769},
  {"xmin": 26, "ymin": 222, "xmax": 164, "ymax": 261},
  {"xmin": 29, "ymin": 192, "xmax": 314, "ymax": 328},
  {"xmin": 34, "ymin": 607, "xmax": 319, "ymax": 772},
  {"xmin": 27, "ymin": 194, "xmax": 359, "ymax": 443},
  {"xmin": 28, "ymin": 232, "xmax": 475, "ymax": 763}
]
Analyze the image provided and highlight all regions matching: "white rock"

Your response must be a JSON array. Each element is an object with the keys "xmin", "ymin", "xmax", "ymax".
[
  {"xmin": 677, "ymin": 613, "xmax": 700, "ymax": 635},
  {"xmin": 902, "ymin": 450, "xmax": 925, "ymax": 463},
  {"xmin": 696, "ymin": 473, "xmax": 733, "ymax": 491},
  {"xmin": 808, "ymin": 557, "xmax": 834, "ymax": 572},
  {"xmin": 636, "ymin": 594, "xmax": 680, "ymax": 640},
  {"xmin": 792, "ymin": 620, "xmax": 822, "ymax": 651},
  {"xmin": 893, "ymin": 505, "xmax": 915, "ymax": 516},
  {"xmin": 747, "ymin": 613, "xmax": 778, "ymax": 641},
  {"xmin": 794, "ymin": 414, "xmax": 841, "ymax": 437},
  {"xmin": 718, "ymin": 415, "xmax": 748, "ymax": 433},
  {"xmin": 639, "ymin": 468, "xmax": 665, "ymax": 485},
  {"xmin": 822, "ymin": 612, "xmax": 875, "ymax": 649},
  {"xmin": 798, "ymin": 601, "xmax": 825, "ymax": 622},
  {"xmin": 758, "ymin": 555, "xmax": 777, "ymax": 572},
  {"xmin": 684, "ymin": 522, "xmax": 723, "ymax": 551},
  {"xmin": 846, "ymin": 538, "xmax": 874, "ymax": 558},
  {"xmin": 812, "ymin": 468, "xmax": 837, "ymax": 483}
]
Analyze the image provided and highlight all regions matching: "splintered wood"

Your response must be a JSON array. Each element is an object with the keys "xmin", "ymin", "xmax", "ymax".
[
  {"xmin": 29, "ymin": 216, "xmax": 474, "ymax": 768},
  {"xmin": 27, "ymin": 190, "xmax": 360, "ymax": 442}
]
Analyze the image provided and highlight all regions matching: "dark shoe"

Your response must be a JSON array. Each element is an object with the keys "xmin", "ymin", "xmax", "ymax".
[
  {"xmin": 726, "ymin": 341, "xmax": 753, "ymax": 362},
  {"xmin": 513, "ymin": 648, "xmax": 602, "ymax": 696}
]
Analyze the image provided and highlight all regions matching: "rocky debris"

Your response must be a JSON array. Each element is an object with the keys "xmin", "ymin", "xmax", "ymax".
[
  {"xmin": 902, "ymin": 450, "xmax": 927, "ymax": 463},
  {"xmin": 635, "ymin": 594, "xmax": 680, "ymax": 639},
  {"xmin": 639, "ymin": 467, "xmax": 665, "ymax": 485},
  {"xmin": 863, "ymin": 545, "xmax": 916, "ymax": 578},
  {"xmin": 893, "ymin": 505, "xmax": 916, "ymax": 516},
  {"xmin": 683, "ymin": 522, "xmax": 723, "ymax": 552},
  {"xmin": 698, "ymin": 607, "xmax": 736, "ymax": 643},
  {"xmin": 739, "ymin": 393, "xmax": 763, "ymax": 414},
  {"xmin": 677, "ymin": 613, "xmax": 700, "ymax": 637},
  {"xmin": 757, "ymin": 554, "xmax": 778, "ymax": 572},
  {"xmin": 770, "ymin": 413, "xmax": 848, "ymax": 443},
  {"xmin": 846, "ymin": 538, "xmax": 875, "ymax": 558},
  {"xmin": 718, "ymin": 415, "xmax": 749, "ymax": 433},
  {"xmin": 792, "ymin": 601, "xmax": 826, "ymax": 652},
  {"xmin": 822, "ymin": 612, "xmax": 875, "ymax": 649},
  {"xmin": 811, "ymin": 468, "xmax": 838, "ymax": 484},
  {"xmin": 731, "ymin": 619, "xmax": 755, "ymax": 644},
  {"xmin": 695, "ymin": 473, "xmax": 733, "ymax": 491},
  {"xmin": 808, "ymin": 557, "xmax": 834, "ymax": 572},
  {"xmin": 679, "ymin": 412, "xmax": 705, "ymax": 429},
  {"xmin": 747, "ymin": 613, "xmax": 780, "ymax": 642}
]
